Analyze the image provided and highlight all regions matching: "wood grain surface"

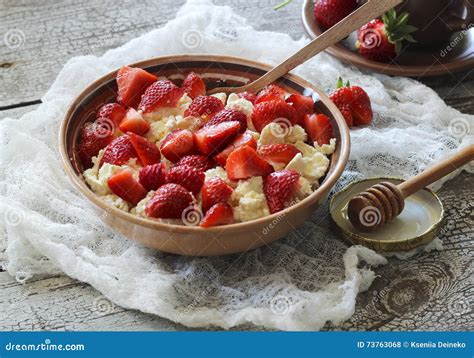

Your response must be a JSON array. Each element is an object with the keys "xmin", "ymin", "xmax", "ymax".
[{"xmin": 0, "ymin": 0, "xmax": 472, "ymax": 331}]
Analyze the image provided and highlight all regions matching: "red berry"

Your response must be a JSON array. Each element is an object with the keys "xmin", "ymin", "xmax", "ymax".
[
  {"xmin": 97, "ymin": 102, "xmax": 126, "ymax": 127},
  {"xmin": 255, "ymin": 84, "xmax": 286, "ymax": 104},
  {"xmin": 100, "ymin": 135, "xmax": 137, "ymax": 167},
  {"xmin": 329, "ymin": 85, "xmax": 355, "ymax": 127},
  {"xmin": 285, "ymin": 94, "xmax": 314, "ymax": 124},
  {"xmin": 314, "ymin": 0, "xmax": 358, "ymax": 29},
  {"xmin": 184, "ymin": 95, "xmax": 224, "ymax": 119},
  {"xmin": 200, "ymin": 203, "xmax": 234, "ymax": 227},
  {"xmin": 303, "ymin": 114, "xmax": 333, "ymax": 146},
  {"xmin": 175, "ymin": 155, "xmax": 214, "ymax": 172},
  {"xmin": 214, "ymin": 131, "xmax": 257, "ymax": 167},
  {"xmin": 182, "ymin": 72, "xmax": 206, "ymax": 99},
  {"xmin": 257, "ymin": 144, "xmax": 301, "ymax": 166},
  {"xmin": 160, "ymin": 129, "xmax": 196, "ymax": 162},
  {"xmin": 237, "ymin": 91, "xmax": 256, "ymax": 104},
  {"xmin": 263, "ymin": 169, "xmax": 300, "ymax": 214},
  {"xmin": 166, "ymin": 165, "xmax": 205, "ymax": 195},
  {"xmin": 349, "ymin": 86, "xmax": 373, "ymax": 126},
  {"xmin": 204, "ymin": 108, "xmax": 247, "ymax": 133},
  {"xmin": 108, "ymin": 170, "xmax": 147, "ymax": 206},
  {"xmin": 138, "ymin": 80, "xmax": 183, "ymax": 113},
  {"xmin": 116, "ymin": 66, "xmax": 157, "ymax": 108},
  {"xmin": 145, "ymin": 183, "xmax": 193, "ymax": 219},
  {"xmin": 226, "ymin": 146, "xmax": 273, "ymax": 180},
  {"xmin": 194, "ymin": 121, "xmax": 241, "ymax": 155},
  {"xmin": 78, "ymin": 121, "xmax": 114, "ymax": 168},
  {"xmin": 119, "ymin": 108, "xmax": 150, "ymax": 135},
  {"xmin": 251, "ymin": 100, "xmax": 298, "ymax": 132},
  {"xmin": 127, "ymin": 132, "xmax": 161, "ymax": 166},
  {"xmin": 138, "ymin": 163, "xmax": 167, "ymax": 192},
  {"xmin": 201, "ymin": 177, "xmax": 233, "ymax": 213}
]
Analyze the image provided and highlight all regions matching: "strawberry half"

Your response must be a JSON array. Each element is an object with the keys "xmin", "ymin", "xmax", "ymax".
[
  {"xmin": 314, "ymin": 0, "xmax": 358, "ymax": 29},
  {"xmin": 100, "ymin": 135, "xmax": 137, "ymax": 167},
  {"xmin": 258, "ymin": 144, "xmax": 301, "ymax": 166},
  {"xmin": 127, "ymin": 132, "xmax": 161, "ymax": 166},
  {"xmin": 237, "ymin": 91, "xmax": 256, "ymax": 104},
  {"xmin": 138, "ymin": 79, "xmax": 183, "ymax": 113},
  {"xmin": 181, "ymin": 72, "xmax": 206, "ymax": 99},
  {"xmin": 214, "ymin": 131, "xmax": 257, "ymax": 167},
  {"xmin": 175, "ymin": 155, "xmax": 214, "ymax": 172},
  {"xmin": 145, "ymin": 183, "xmax": 193, "ymax": 219},
  {"xmin": 97, "ymin": 102, "xmax": 126, "ymax": 127},
  {"xmin": 166, "ymin": 165, "xmax": 205, "ymax": 195},
  {"xmin": 194, "ymin": 121, "xmax": 241, "ymax": 155},
  {"xmin": 304, "ymin": 114, "xmax": 334, "ymax": 146},
  {"xmin": 184, "ymin": 95, "xmax": 224, "ymax": 119},
  {"xmin": 108, "ymin": 169, "xmax": 147, "ymax": 206},
  {"xmin": 201, "ymin": 177, "xmax": 233, "ymax": 213},
  {"xmin": 251, "ymin": 100, "xmax": 298, "ymax": 132},
  {"xmin": 116, "ymin": 66, "xmax": 157, "ymax": 108},
  {"xmin": 200, "ymin": 203, "xmax": 234, "ymax": 228},
  {"xmin": 255, "ymin": 84, "xmax": 286, "ymax": 104},
  {"xmin": 160, "ymin": 129, "xmax": 196, "ymax": 162},
  {"xmin": 263, "ymin": 169, "xmax": 300, "ymax": 214},
  {"xmin": 138, "ymin": 163, "xmax": 167, "ymax": 192},
  {"xmin": 226, "ymin": 146, "xmax": 273, "ymax": 180},
  {"xmin": 303, "ymin": 114, "xmax": 333, "ymax": 146},
  {"xmin": 286, "ymin": 93, "xmax": 314, "ymax": 124},
  {"xmin": 78, "ymin": 121, "xmax": 114, "ymax": 168},
  {"xmin": 204, "ymin": 108, "xmax": 247, "ymax": 133},
  {"xmin": 119, "ymin": 108, "xmax": 150, "ymax": 135}
]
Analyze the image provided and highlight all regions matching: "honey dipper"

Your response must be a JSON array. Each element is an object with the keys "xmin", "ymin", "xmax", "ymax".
[{"xmin": 347, "ymin": 145, "xmax": 474, "ymax": 232}]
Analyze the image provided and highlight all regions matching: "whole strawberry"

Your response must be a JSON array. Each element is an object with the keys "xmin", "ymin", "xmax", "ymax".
[
  {"xmin": 314, "ymin": 0, "xmax": 358, "ymax": 29},
  {"xmin": 357, "ymin": 10, "xmax": 417, "ymax": 62}
]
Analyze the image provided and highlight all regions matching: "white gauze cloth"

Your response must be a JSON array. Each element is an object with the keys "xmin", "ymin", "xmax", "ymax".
[{"xmin": 1, "ymin": 0, "xmax": 472, "ymax": 331}]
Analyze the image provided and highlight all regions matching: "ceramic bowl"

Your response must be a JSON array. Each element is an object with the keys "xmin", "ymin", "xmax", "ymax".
[{"xmin": 59, "ymin": 55, "xmax": 350, "ymax": 256}]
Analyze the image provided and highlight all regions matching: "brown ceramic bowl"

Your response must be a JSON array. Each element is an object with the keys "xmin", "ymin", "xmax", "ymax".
[{"xmin": 59, "ymin": 55, "xmax": 350, "ymax": 256}]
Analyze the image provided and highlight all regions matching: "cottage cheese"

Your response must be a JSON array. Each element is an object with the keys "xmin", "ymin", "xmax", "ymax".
[
  {"xmin": 258, "ymin": 123, "xmax": 307, "ymax": 146},
  {"xmin": 231, "ymin": 177, "xmax": 270, "ymax": 222},
  {"xmin": 101, "ymin": 194, "xmax": 130, "ymax": 212},
  {"xmin": 142, "ymin": 94, "xmax": 192, "ymax": 122},
  {"xmin": 211, "ymin": 92, "xmax": 227, "ymax": 105},
  {"xmin": 204, "ymin": 166, "xmax": 236, "ymax": 187},
  {"xmin": 226, "ymin": 93, "xmax": 255, "ymax": 131}
]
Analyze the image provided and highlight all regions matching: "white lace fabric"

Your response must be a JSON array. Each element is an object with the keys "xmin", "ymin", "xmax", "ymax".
[{"xmin": 0, "ymin": 0, "xmax": 472, "ymax": 331}]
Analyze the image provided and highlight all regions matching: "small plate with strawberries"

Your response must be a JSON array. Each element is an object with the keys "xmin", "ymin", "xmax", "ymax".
[
  {"xmin": 302, "ymin": 0, "xmax": 474, "ymax": 77},
  {"xmin": 60, "ymin": 55, "xmax": 350, "ymax": 256}
]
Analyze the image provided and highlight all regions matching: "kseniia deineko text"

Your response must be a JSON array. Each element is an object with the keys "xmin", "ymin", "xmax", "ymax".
[{"xmin": 410, "ymin": 341, "xmax": 466, "ymax": 349}]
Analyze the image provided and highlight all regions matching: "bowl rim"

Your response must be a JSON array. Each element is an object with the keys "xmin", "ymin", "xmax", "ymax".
[{"xmin": 59, "ymin": 54, "xmax": 350, "ymax": 233}]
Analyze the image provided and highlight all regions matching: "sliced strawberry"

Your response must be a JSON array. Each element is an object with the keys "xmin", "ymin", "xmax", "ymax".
[
  {"xmin": 303, "ymin": 114, "xmax": 333, "ymax": 146},
  {"xmin": 201, "ymin": 177, "xmax": 233, "ymax": 213},
  {"xmin": 116, "ymin": 66, "xmax": 157, "ymax": 108},
  {"xmin": 119, "ymin": 108, "xmax": 150, "ymax": 135},
  {"xmin": 97, "ymin": 103, "xmax": 127, "ymax": 127},
  {"xmin": 204, "ymin": 108, "xmax": 247, "ymax": 133},
  {"xmin": 160, "ymin": 129, "xmax": 196, "ymax": 162},
  {"xmin": 145, "ymin": 183, "xmax": 193, "ymax": 219},
  {"xmin": 127, "ymin": 132, "xmax": 161, "ymax": 166},
  {"xmin": 108, "ymin": 169, "xmax": 147, "ymax": 206},
  {"xmin": 100, "ymin": 135, "xmax": 137, "ymax": 167},
  {"xmin": 184, "ymin": 95, "xmax": 224, "ymax": 119},
  {"xmin": 350, "ymin": 86, "xmax": 373, "ymax": 126},
  {"xmin": 226, "ymin": 146, "xmax": 273, "ymax": 180},
  {"xmin": 214, "ymin": 131, "xmax": 257, "ymax": 167},
  {"xmin": 138, "ymin": 163, "xmax": 167, "ymax": 192},
  {"xmin": 138, "ymin": 80, "xmax": 183, "ymax": 113},
  {"xmin": 78, "ymin": 121, "xmax": 114, "ymax": 168},
  {"xmin": 175, "ymin": 155, "xmax": 214, "ymax": 172},
  {"xmin": 194, "ymin": 121, "xmax": 241, "ymax": 156},
  {"xmin": 258, "ymin": 144, "xmax": 301, "ymax": 166},
  {"xmin": 255, "ymin": 84, "xmax": 286, "ymax": 104},
  {"xmin": 181, "ymin": 72, "xmax": 206, "ymax": 99},
  {"xmin": 263, "ymin": 169, "xmax": 300, "ymax": 214},
  {"xmin": 200, "ymin": 203, "xmax": 234, "ymax": 228},
  {"xmin": 251, "ymin": 100, "xmax": 298, "ymax": 132},
  {"xmin": 166, "ymin": 165, "xmax": 205, "ymax": 195},
  {"xmin": 237, "ymin": 91, "xmax": 257, "ymax": 104},
  {"xmin": 286, "ymin": 94, "xmax": 314, "ymax": 124}
]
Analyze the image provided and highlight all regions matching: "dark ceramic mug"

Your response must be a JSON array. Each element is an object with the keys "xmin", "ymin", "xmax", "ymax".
[{"xmin": 397, "ymin": 0, "xmax": 474, "ymax": 47}]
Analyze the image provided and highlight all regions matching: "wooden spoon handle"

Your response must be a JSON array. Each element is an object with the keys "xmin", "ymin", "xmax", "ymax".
[
  {"xmin": 398, "ymin": 145, "xmax": 474, "ymax": 198},
  {"xmin": 244, "ymin": 0, "xmax": 403, "ymax": 93}
]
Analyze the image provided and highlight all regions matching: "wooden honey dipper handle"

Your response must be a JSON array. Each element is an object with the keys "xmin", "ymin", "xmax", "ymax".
[
  {"xmin": 398, "ymin": 145, "xmax": 474, "ymax": 198},
  {"xmin": 348, "ymin": 145, "xmax": 474, "ymax": 232}
]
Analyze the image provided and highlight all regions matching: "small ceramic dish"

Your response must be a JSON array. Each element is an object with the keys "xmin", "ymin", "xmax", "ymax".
[
  {"xmin": 60, "ymin": 54, "xmax": 350, "ymax": 256},
  {"xmin": 302, "ymin": 0, "xmax": 474, "ymax": 77},
  {"xmin": 330, "ymin": 177, "xmax": 444, "ymax": 252}
]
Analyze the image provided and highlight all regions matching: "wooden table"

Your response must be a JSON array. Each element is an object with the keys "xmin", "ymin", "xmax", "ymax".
[{"xmin": 1, "ymin": 0, "xmax": 472, "ymax": 331}]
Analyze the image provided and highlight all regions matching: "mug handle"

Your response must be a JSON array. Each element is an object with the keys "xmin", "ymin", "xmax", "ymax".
[{"xmin": 444, "ymin": 0, "xmax": 474, "ymax": 32}]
